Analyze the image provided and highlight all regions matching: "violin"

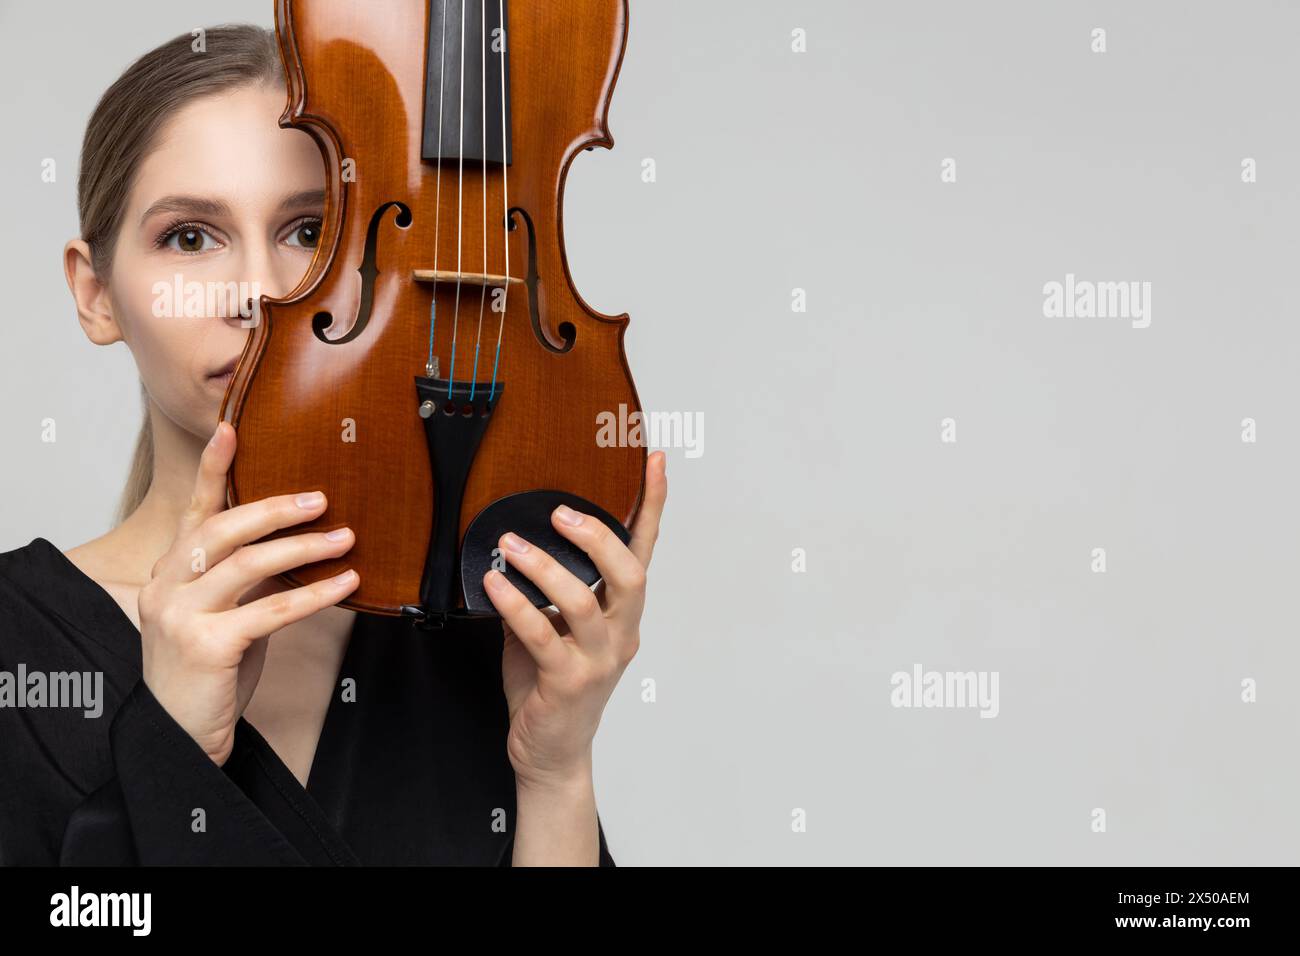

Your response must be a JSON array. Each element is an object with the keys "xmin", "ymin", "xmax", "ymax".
[{"xmin": 221, "ymin": 0, "xmax": 644, "ymax": 626}]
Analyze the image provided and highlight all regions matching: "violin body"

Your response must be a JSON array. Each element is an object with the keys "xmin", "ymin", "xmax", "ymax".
[{"xmin": 222, "ymin": 0, "xmax": 644, "ymax": 622}]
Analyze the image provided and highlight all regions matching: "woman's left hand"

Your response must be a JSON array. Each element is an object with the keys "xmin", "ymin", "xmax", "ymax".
[{"xmin": 486, "ymin": 450, "xmax": 667, "ymax": 790}]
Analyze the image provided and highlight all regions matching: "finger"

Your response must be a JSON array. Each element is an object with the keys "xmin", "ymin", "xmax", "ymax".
[
  {"xmin": 224, "ymin": 568, "xmax": 360, "ymax": 642},
  {"xmin": 483, "ymin": 569, "xmax": 570, "ymax": 674},
  {"xmin": 550, "ymin": 504, "xmax": 646, "ymax": 608},
  {"xmin": 197, "ymin": 528, "xmax": 356, "ymax": 607},
  {"xmin": 497, "ymin": 532, "xmax": 606, "ymax": 646},
  {"xmin": 628, "ymin": 451, "xmax": 667, "ymax": 569},
  {"xmin": 175, "ymin": 422, "xmax": 236, "ymax": 539},
  {"xmin": 177, "ymin": 491, "xmax": 331, "ymax": 582}
]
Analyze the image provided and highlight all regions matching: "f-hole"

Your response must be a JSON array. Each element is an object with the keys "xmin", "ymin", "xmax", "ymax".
[
  {"xmin": 509, "ymin": 205, "xmax": 574, "ymax": 353},
  {"xmin": 313, "ymin": 201, "xmax": 413, "ymax": 344}
]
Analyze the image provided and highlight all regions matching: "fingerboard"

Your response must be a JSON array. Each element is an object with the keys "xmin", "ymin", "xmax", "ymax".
[{"xmin": 421, "ymin": 0, "xmax": 514, "ymax": 166}]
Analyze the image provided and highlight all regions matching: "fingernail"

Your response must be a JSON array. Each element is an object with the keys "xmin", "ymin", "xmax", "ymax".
[
  {"xmin": 296, "ymin": 492, "xmax": 325, "ymax": 509},
  {"xmin": 554, "ymin": 504, "xmax": 583, "ymax": 527},
  {"xmin": 331, "ymin": 569, "xmax": 357, "ymax": 586},
  {"xmin": 502, "ymin": 532, "xmax": 530, "ymax": 554},
  {"xmin": 325, "ymin": 527, "xmax": 351, "ymax": 541},
  {"xmin": 208, "ymin": 424, "xmax": 223, "ymax": 447},
  {"xmin": 484, "ymin": 569, "xmax": 505, "ymax": 591}
]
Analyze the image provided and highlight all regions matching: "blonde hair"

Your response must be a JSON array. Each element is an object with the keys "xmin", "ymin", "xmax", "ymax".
[{"xmin": 74, "ymin": 24, "xmax": 283, "ymax": 524}]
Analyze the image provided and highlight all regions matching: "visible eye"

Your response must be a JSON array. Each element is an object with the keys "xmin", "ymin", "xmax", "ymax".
[
  {"xmin": 283, "ymin": 217, "xmax": 323, "ymax": 249},
  {"xmin": 159, "ymin": 223, "xmax": 222, "ymax": 254}
]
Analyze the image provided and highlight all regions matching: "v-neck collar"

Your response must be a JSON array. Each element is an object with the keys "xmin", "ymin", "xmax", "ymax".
[
  {"xmin": 35, "ymin": 537, "xmax": 360, "ymax": 803},
  {"xmin": 35, "ymin": 537, "xmax": 364, "ymax": 864},
  {"xmin": 32, "ymin": 537, "xmax": 144, "ymax": 666}
]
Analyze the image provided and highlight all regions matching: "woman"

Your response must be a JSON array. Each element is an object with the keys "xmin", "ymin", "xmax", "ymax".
[{"xmin": 0, "ymin": 24, "xmax": 665, "ymax": 866}]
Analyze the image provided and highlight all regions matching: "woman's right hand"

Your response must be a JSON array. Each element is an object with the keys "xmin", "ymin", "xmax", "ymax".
[{"xmin": 137, "ymin": 421, "xmax": 360, "ymax": 766}]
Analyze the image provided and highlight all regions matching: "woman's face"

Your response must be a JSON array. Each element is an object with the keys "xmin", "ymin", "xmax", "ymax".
[{"xmin": 96, "ymin": 83, "xmax": 325, "ymax": 440}]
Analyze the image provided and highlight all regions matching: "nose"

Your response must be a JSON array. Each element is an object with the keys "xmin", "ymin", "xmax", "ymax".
[{"xmin": 220, "ymin": 241, "xmax": 312, "ymax": 327}]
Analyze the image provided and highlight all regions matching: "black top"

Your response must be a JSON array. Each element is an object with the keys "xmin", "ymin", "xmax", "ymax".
[{"xmin": 0, "ymin": 538, "xmax": 614, "ymax": 866}]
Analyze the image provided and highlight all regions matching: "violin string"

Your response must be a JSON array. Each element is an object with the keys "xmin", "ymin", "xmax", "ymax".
[
  {"xmin": 427, "ymin": 0, "xmax": 449, "ymax": 377},
  {"xmin": 489, "ymin": 0, "xmax": 508, "ymax": 403},
  {"xmin": 448, "ymin": 0, "xmax": 467, "ymax": 397},
  {"xmin": 470, "ymin": 0, "xmax": 488, "ymax": 400}
]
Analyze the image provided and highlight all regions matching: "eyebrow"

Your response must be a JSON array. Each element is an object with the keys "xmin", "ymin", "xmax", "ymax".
[{"xmin": 138, "ymin": 189, "xmax": 326, "ymax": 226}]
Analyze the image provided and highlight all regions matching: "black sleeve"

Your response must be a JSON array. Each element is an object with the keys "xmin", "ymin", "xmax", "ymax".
[
  {"xmin": 495, "ymin": 815, "xmax": 617, "ymax": 867},
  {"xmin": 59, "ymin": 677, "xmax": 313, "ymax": 865}
]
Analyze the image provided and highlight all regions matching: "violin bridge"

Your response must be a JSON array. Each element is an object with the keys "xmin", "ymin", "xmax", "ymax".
[{"xmin": 412, "ymin": 269, "xmax": 522, "ymax": 288}]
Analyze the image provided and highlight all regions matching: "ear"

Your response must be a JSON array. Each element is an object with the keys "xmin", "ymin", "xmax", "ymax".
[{"xmin": 64, "ymin": 239, "xmax": 123, "ymax": 346}]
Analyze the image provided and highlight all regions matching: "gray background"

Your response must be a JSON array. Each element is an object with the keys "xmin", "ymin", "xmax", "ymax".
[{"xmin": 2, "ymin": 0, "xmax": 1298, "ymax": 864}]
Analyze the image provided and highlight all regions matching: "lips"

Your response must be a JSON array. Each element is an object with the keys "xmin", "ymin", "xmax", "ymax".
[{"xmin": 208, "ymin": 358, "xmax": 239, "ymax": 380}]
